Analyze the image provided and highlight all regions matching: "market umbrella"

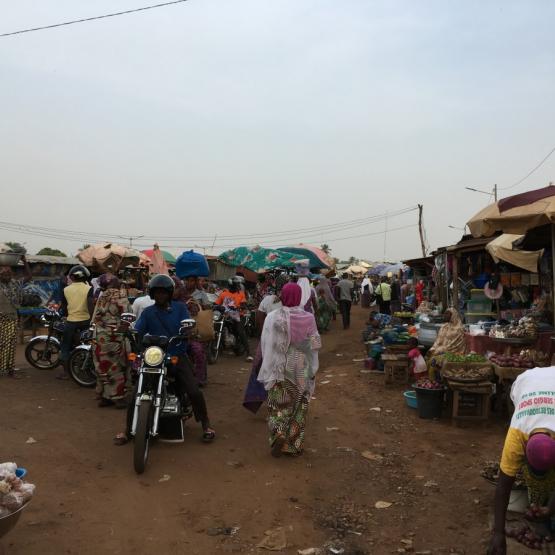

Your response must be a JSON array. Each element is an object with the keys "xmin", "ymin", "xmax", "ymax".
[
  {"xmin": 379, "ymin": 263, "xmax": 408, "ymax": 277},
  {"xmin": 219, "ymin": 246, "xmax": 301, "ymax": 273},
  {"xmin": 346, "ymin": 265, "xmax": 368, "ymax": 275},
  {"xmin": 367, "ymin": 264, "xmax": 388, "ymax": 276},
  {"xmin": 485, "ymin": 234, "xmax": 544, "ymax": 273},
  {"xmin": 467, "ymin": 185, "xmax": 555, "ymax": 238},
  {"xmin": 141, "ymin": 248, "xmax": 176, "ymax": 265},
  {"xmin": 278, "ymin": 245, "xmax": 334, "ymax": 269},
  {"xmin": 77, "ymin": 243, "xmax": 140, "ymax": 272}
]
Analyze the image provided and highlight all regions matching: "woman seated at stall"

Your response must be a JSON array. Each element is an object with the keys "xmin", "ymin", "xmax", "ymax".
[{"xmin": 427, "ymin": 307, "xmax": 466, "ymax": 380}]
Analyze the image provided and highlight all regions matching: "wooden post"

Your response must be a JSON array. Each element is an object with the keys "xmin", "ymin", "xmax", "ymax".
[
  {"xmin": 452, "ymin": 254, "xmax": 460, "ymax": 311},
  {"xmin": 418, "ymin": 204, "xmax": 427, "ymax": 258}
]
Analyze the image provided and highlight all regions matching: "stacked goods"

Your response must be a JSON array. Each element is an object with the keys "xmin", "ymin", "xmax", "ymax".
[
  {"xmin": 521, "ymin": 349, "xmax": 550, "ymax": 367},
  {"xmin": 490, "ymin": 353, "xmax": 535, "ymax": 369},
  {"xmin": 444, "ymin": 353, "xmax": 487, "ymax": 363},
  {"xmin": 0, "ymin": 463, "xmax": 35, "ymax": 518},
  {"xmin": 442, "ymin": 353, "xmax": 492, "ymax": 382}
]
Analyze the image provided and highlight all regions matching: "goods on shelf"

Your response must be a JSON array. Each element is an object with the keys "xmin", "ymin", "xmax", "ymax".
[
  {"xmin": 489, "ymin": 316, "xmax": 538, "ymax": 339},
  {"xmin": 414, "ymin": 378, "xmax": 443, "ymax": 390},
  {"xmin": 490, "ymin": 353, "xmax": 535, "ymax": 369},
  {"xmin": 444, "ymin": 353, "xmax": 487, "ymax": 363}
]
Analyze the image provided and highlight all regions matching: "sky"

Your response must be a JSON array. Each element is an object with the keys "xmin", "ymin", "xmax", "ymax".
[{"xmin": 1, "ymin": 0, "xmax": 554, "ymax": 262}]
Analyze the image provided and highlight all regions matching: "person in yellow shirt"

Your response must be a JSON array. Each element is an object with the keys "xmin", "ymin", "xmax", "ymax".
[
  {"xmin": 489, "ymin": 366, "xmax": 555, "ymax": 554},
  {"xmin": 374, "ymin": 278, "xmax": 392, "ymax": 314},
  {"xmin": 58, "ymin": 265, "xmax": 94, "ymax": 379}
]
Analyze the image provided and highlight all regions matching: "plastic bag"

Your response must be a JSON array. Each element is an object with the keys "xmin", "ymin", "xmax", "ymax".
[
  {"xmin": 0, "ymin": 462, "xmax": 17, "ymax": 475},
  {"xmin": 1, "ymin": 491, "xmax": 25, "ymax": 512},
  {"xmin": 175, "ymin": 250, "xmax": 209, "ymax": 279},
  {"xmin": 19, "ymin": 483, "xmax": 36, "ymax": 503}
]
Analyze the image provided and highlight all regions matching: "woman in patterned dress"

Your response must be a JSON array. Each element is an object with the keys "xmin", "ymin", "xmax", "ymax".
[
  {"xmin": 93, "ymin": 276, "xmax": 131, "ymax": 408},
  {"xmin": 258, "ymin": 282, "xmax": 321, "ymax": 457}
]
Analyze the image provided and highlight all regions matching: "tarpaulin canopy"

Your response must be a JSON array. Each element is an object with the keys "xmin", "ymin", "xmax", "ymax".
[
  {"xmin": 467, "ymin": 185, "xmax": 555, "ymax": 238},
  {"xmin": 277, "ymin": 245, "xmax": 333, "ymax": 269},
  {"xmin": 486, "ymin": 234, "xmax": 543, "ymax": 273},
  {"xmin": 367, "ymin": 264, "xmax": 389, "ymax": 276},
  {"xmin": 141, "ymin": 248, "xmax": 176, "ymax": 264},
  {"xmin": 345, "ymin": 265, "xmax": 368, "ymax": 275},
  {"xmin": 77, "ymin": 243, "xmax": 141, "ymax": 272},
  {"xmin": 219, "ymin": 246, "xmax": 302, "ymax": 273}
]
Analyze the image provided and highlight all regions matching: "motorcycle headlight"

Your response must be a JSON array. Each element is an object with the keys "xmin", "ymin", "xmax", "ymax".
[
  {"xmin": 144, "ymin": 346, "xmax": 164, "ymax": 366},
  {"xmin": 213, "ymin": 312, "xmax": 222, "ymax": 322}
]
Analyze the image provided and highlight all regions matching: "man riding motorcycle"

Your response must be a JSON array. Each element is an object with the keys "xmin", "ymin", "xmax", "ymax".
[
  {"xmin": 215, "ymin": 276, "xmax": 253, "ymax": 362},
  {"xmin": 59, "ymin": 265, "xmax": 94, "ymax": 380},
  {"xmin": 114, "ymin": 274, "xmax": 215, "ymax": 445}
]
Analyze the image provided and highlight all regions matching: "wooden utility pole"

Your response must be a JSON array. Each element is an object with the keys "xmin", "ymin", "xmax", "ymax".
[{"xmin": 417, "ymin": 204, "xmax": 427, "ymax": 258}]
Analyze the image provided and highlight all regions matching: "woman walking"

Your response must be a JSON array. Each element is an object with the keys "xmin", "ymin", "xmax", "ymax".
[
  {"xmin": 93, "ymin": 276, "xmax": 131, "ymax": 408},
  {"xmin": 258, "ymin": 283, "xmax": 321, "ymax": 457}
]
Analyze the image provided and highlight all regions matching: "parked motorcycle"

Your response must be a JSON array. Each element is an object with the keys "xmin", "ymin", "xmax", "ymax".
[
  {"xmin": 130, "ymin": 318, "xmax": 196, "ymax": 474},
  {"xmin": 207, "ymin": 306, "xmax": 250, "ymax": 364},
  {"xmin": 25, "ymin": 310, "xmax": 65, "ymax": 369}
]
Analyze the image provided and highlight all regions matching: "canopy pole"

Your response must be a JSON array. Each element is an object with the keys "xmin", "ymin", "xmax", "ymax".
[{"xmin": 552, "ymin": 224, "xmax": 555, "ymax": 327}]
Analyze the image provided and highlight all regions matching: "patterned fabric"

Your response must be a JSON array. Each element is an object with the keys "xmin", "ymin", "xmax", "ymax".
[
  {"xmin": 0, "ymin": 313, "xmax": 17, "ymax": 374},
  {"xmin": 266, "ymin": 335, "xmax": 321, "ymax": 455},
  {"xmin": 0, "ymin": 279, "xmax": 24, "ymax": 307},
  {"xmin": 317, "ymin": 296, "xmax": 332, "ymax": 332},
  {"xmin": 429, "ymin": 308, "xmax": 466, "ymax": 356},
  {"xmin": 522, "ymin": 464, "xmax": 555, "ymax": 506},
  {"xmin": 219, "ymin": 246, "xmax": 301, "ymax": 273},
  {"xmin": 93, "ymin": 289, "xmax": 131, "ymax": 401},
  {"xmin": 243, "ymin": 343, "xmax": 266, "ymax": 414},
  {"xmin": 188, "ymin": 340, "xmax": 207, "ymax": 386}
]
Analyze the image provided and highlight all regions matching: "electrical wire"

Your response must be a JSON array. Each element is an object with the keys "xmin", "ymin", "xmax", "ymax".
[
  {"xmin": 0, "ymin": 0, "xmax": 190, "ymax": 38},
  {"xmin": 500, "ymin": 145, "xmax": 555, "ymax": 191}
]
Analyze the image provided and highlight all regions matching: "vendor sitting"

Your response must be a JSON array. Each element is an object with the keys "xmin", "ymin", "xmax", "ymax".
[
  {"xmin": 489, "ymin": 366, "xmax": 555, "ymax": 554},
  {"xmin": 427, "ymin": 307, "xmax": 466, "ymax": 380}
]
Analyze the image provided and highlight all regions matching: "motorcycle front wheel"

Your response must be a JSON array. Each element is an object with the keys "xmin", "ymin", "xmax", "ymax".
[
  {"xmin": 207, "ymin": 341, "xmax": 219, "ymax": 364},
  {"xmin": 68, "ymin": 349, "xmax": 96, "ymax": 388},
  {"xmin": 133, "ymin": 399, "xmax": 152, "ymax": 474},
  {"xmin": 25, "ymin": 338, "xmax": 60, "ymax": 370}
]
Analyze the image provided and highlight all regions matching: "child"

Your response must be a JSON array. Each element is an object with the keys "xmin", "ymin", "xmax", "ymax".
[{"xmin": 407, "ymin": 338, "xmax": 427, "ymax": 381}]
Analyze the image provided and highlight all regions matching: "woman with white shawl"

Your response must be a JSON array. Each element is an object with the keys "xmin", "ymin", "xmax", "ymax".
[{"xmin": 258, "ymin": 283, "xmax": 321, "ymax": 457}]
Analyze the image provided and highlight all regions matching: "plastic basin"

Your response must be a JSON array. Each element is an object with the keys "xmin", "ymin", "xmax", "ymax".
[
  {"xmin": 403, "ymin": 390, "xmax": 418, "ymax": 409},
  {"xmin": 0, "ymin": 502, "xmax": 29, "ymax": 539}
]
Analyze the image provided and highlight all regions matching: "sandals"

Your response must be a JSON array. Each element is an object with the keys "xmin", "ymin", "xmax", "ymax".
[
  {"xmin": 113, "ymin": 433, "xmax": 129, "ymax": 446},
  {"xmin": 202, "ymin": 428, "xmax": 216, "ymax": 443}
]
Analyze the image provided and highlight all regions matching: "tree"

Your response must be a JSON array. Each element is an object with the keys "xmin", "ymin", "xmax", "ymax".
[
  {"xmin": 37, "ymin": 247, "xmax": 67, "ymax": 257},
  {"xmin": 81, "ymin": 244, "xmax": 91, "ymax": 251},
  {"xmin": 348, "ymin": 256, "xmax": 357, "ymax": 264},
  {"xmin": 320, "ymin": 244, "xmax": 331, "ymax": 254},
  {"xmin": 5, "ymin": 242, "xmax": 26, "ymax": 254}
]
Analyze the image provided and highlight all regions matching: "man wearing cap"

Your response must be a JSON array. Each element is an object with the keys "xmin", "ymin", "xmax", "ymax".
[{"xmin": 489, "ymin": 366, "xmax": 555, "ymax": 553}]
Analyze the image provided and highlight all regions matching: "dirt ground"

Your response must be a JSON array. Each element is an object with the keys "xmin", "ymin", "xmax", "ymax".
[{"xmin": 1, "ymin": 306, "xmax": 513, "ymax": 554}]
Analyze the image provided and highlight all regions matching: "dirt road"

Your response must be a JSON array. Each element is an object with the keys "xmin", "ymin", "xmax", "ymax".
[{"xmin": 1, "ymin": 306, "xmax": 508, "ymax": 554}]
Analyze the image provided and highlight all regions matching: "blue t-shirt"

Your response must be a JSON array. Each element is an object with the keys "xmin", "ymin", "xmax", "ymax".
[{"xmin": 134, "ymin": 301, "xmax": 191, "ymax": 356}]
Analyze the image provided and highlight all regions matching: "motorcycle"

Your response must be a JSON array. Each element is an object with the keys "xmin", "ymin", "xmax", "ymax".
[
  {"xmin": 130, "ymin": 318, "xmax": 196, "ymax": 474},
  {"xmin": 67, "ymin": 313, "xmax": 137, "ymax": 388},
  {"xmin": 207, "ymin": 306, "xmax": 249, "ymax": 364},
  {"xmin": 25, "ymin": 310, "xmax": 65, "ymax": 369}
]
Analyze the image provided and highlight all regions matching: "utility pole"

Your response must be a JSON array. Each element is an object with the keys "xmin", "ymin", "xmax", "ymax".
[
  {"xmin": 418, "ymin": 204, "xmax": 427, "ymax": 257},
  {"xmin": 494, "ymin": 183, "xmax": 498, "ymax": 202},
  {"xmin": 118, "ymin": 235, "xmax": 144, "ymax": 249}
]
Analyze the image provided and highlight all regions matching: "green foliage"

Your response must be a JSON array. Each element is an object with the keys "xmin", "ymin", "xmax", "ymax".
[
  {"xmin": 5, "ymin": 241, "xmax": 27, "ymax": 254},
  {"xmin": 37, "ymin": 247, "xmax": 68, "ymax": 257}
]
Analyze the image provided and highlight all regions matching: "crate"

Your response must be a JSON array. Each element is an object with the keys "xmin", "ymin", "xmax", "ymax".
[
  {"xmin": 452, "ymin": 390, "xmax": 490, "ymax": 421},
  {"xmin": 466, "ymin": 300, "xmax": 492, "ymax": 313},
  {"xmin": 470, "ymin": 289, "xmax": 488, "ymax": 301}
]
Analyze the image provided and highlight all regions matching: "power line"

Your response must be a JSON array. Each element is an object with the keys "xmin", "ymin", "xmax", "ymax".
[
  {"xmin": 500, "ymin": 145, "xmax": 555, "ymax": 191},
  {"xmin": 0, "ymin": 0, "xmax": 190, "ymax": 38}
]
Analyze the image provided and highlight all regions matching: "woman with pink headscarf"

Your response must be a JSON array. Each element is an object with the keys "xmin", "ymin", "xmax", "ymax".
[{"xmin": 257, "ymin": 282, "xmax": 321, "ymax": 457}]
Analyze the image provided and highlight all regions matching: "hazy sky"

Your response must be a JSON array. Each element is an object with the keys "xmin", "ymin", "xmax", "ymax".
[{"xmin": 1, "ymin": 1, "xmax": 554, "ymax": 261}]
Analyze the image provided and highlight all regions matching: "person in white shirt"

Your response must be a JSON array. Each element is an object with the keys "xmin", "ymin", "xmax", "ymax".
[
  {"xmin": 132, "ymin": 293, "xmax": 155, "ymax": 320},
  {"xmin": 360, "ymin": 276, "xmax": 374, "ymax": 308},
  {"xmin": 256, "ymin": 288, "xmax": 282, "ymax": 334}
]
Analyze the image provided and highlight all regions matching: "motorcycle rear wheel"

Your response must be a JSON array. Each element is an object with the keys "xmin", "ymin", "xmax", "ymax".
[
  {"xmin": 68, "ymin": 349, "xmax": 96, "ymax": 388},
  {"xmin": 133, "ymin": 399, "xmax": 152, "ymax": 474},
  {"xmin": 25, "ymin": 339, "xmax": 60, "ymax": 370}
]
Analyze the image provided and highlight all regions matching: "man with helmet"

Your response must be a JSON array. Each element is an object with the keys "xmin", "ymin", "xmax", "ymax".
[
  {"xmin": 124, "ymin": 274, "xmax": 215, "ymax": 443},
  {"xmin": 215, "ymin": 276, "xmax": 252, "ymax": 362},
  {"xmin": 58, "ymin": 265, "xmax": 94, "ymax": 379}
]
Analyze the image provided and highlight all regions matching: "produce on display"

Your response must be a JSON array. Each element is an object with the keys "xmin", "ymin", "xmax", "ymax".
[
  {"xmin": 444, "ymin": 353, "xmax": 487, "ymax": 363},
  {"xmin": 0, "ymin": 462, "xmax": 36, "ymax": 518},
  {"xmin": 442, "ymin": 365, "xmax": 493, "ymax": 382},
  {"xmin": 506, "ymin": 524, "xmax": 549, "ymax": 550},
  {"xmin": 490, "ymin": 353, "xmax": 535, "ymax": 369},
  {"xmin": 489, "ymin": 317, "xmax": 538, "ymax": 339},
  {"xmin": 393, "ymin": 312, "xmax": 413, "ymax": 318},
  {"xmin": 414, "ymin": 379, "xmax": 444, "ymax": 390}
]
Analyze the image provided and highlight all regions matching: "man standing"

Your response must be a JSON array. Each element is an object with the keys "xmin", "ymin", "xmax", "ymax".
[
  {"xmin": 337, "ymin": 273, "xmax": 354, "ymax": 330},
  {"xmin": 59, "ymin": 265, "xmax": 94, "ymax": 379},
  {"xmin": 375, "ymin": 278, "xmax": 392, "ymax": 315}
]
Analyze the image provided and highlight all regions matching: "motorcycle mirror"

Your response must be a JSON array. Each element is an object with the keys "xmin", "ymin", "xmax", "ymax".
[{"xmin": 121, "ymin": 312, "xmax": 136, "ymax": 323}]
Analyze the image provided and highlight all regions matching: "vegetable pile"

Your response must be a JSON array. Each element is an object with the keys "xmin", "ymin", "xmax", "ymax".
[
  {"xmin": 0, "ymin": 462, "xmax": 35, "ymax": 518},
  {"xmin": 506, "ymin": 524, "xmax": 550, "ymax": 550},
  {"xmin": 490, "ymin": 354, "xmax": 535, "ymax": 369},
  {"xmin": 444, "ymin": 353, "xmax": 487, "ymax": 363},
  {"xmin": 414, "ymin": 378, "xmax": 444, "ymax": 390}
]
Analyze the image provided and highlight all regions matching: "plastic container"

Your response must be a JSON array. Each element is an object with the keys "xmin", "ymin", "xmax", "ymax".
[
  {"xmin": 413, "ymin": 386, "xmax": 445, "ymax": 419},
  {"xmin": 466, "ymin": 300, "xmax": 492, "ymax": 313},
  {"xmin": 0, "ymin": 502, "xmax": 29, "ymax": 539},
  {"xmin": 15, "ymin": 468, "xmax": 27, "ymax": 479},
  {"xmin": 470, "ymin": 288, "xmax": 488, "ymax": 300},
  {"xmin": 508, "ymin": 487, "xmax": 529, "ymax": 513},
  {"xmin": 403, "ymin": 390, "xmax": 418, "ymax": 409}
]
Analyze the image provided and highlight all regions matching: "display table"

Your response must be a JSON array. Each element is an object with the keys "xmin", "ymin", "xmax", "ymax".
[
  {"xmin": 17, "ymin": 307, "xmax": 46, "ymax": 345},
  {"xmin": 465, "ymin": 331, "xmax": 553, "ymax": 357}
]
